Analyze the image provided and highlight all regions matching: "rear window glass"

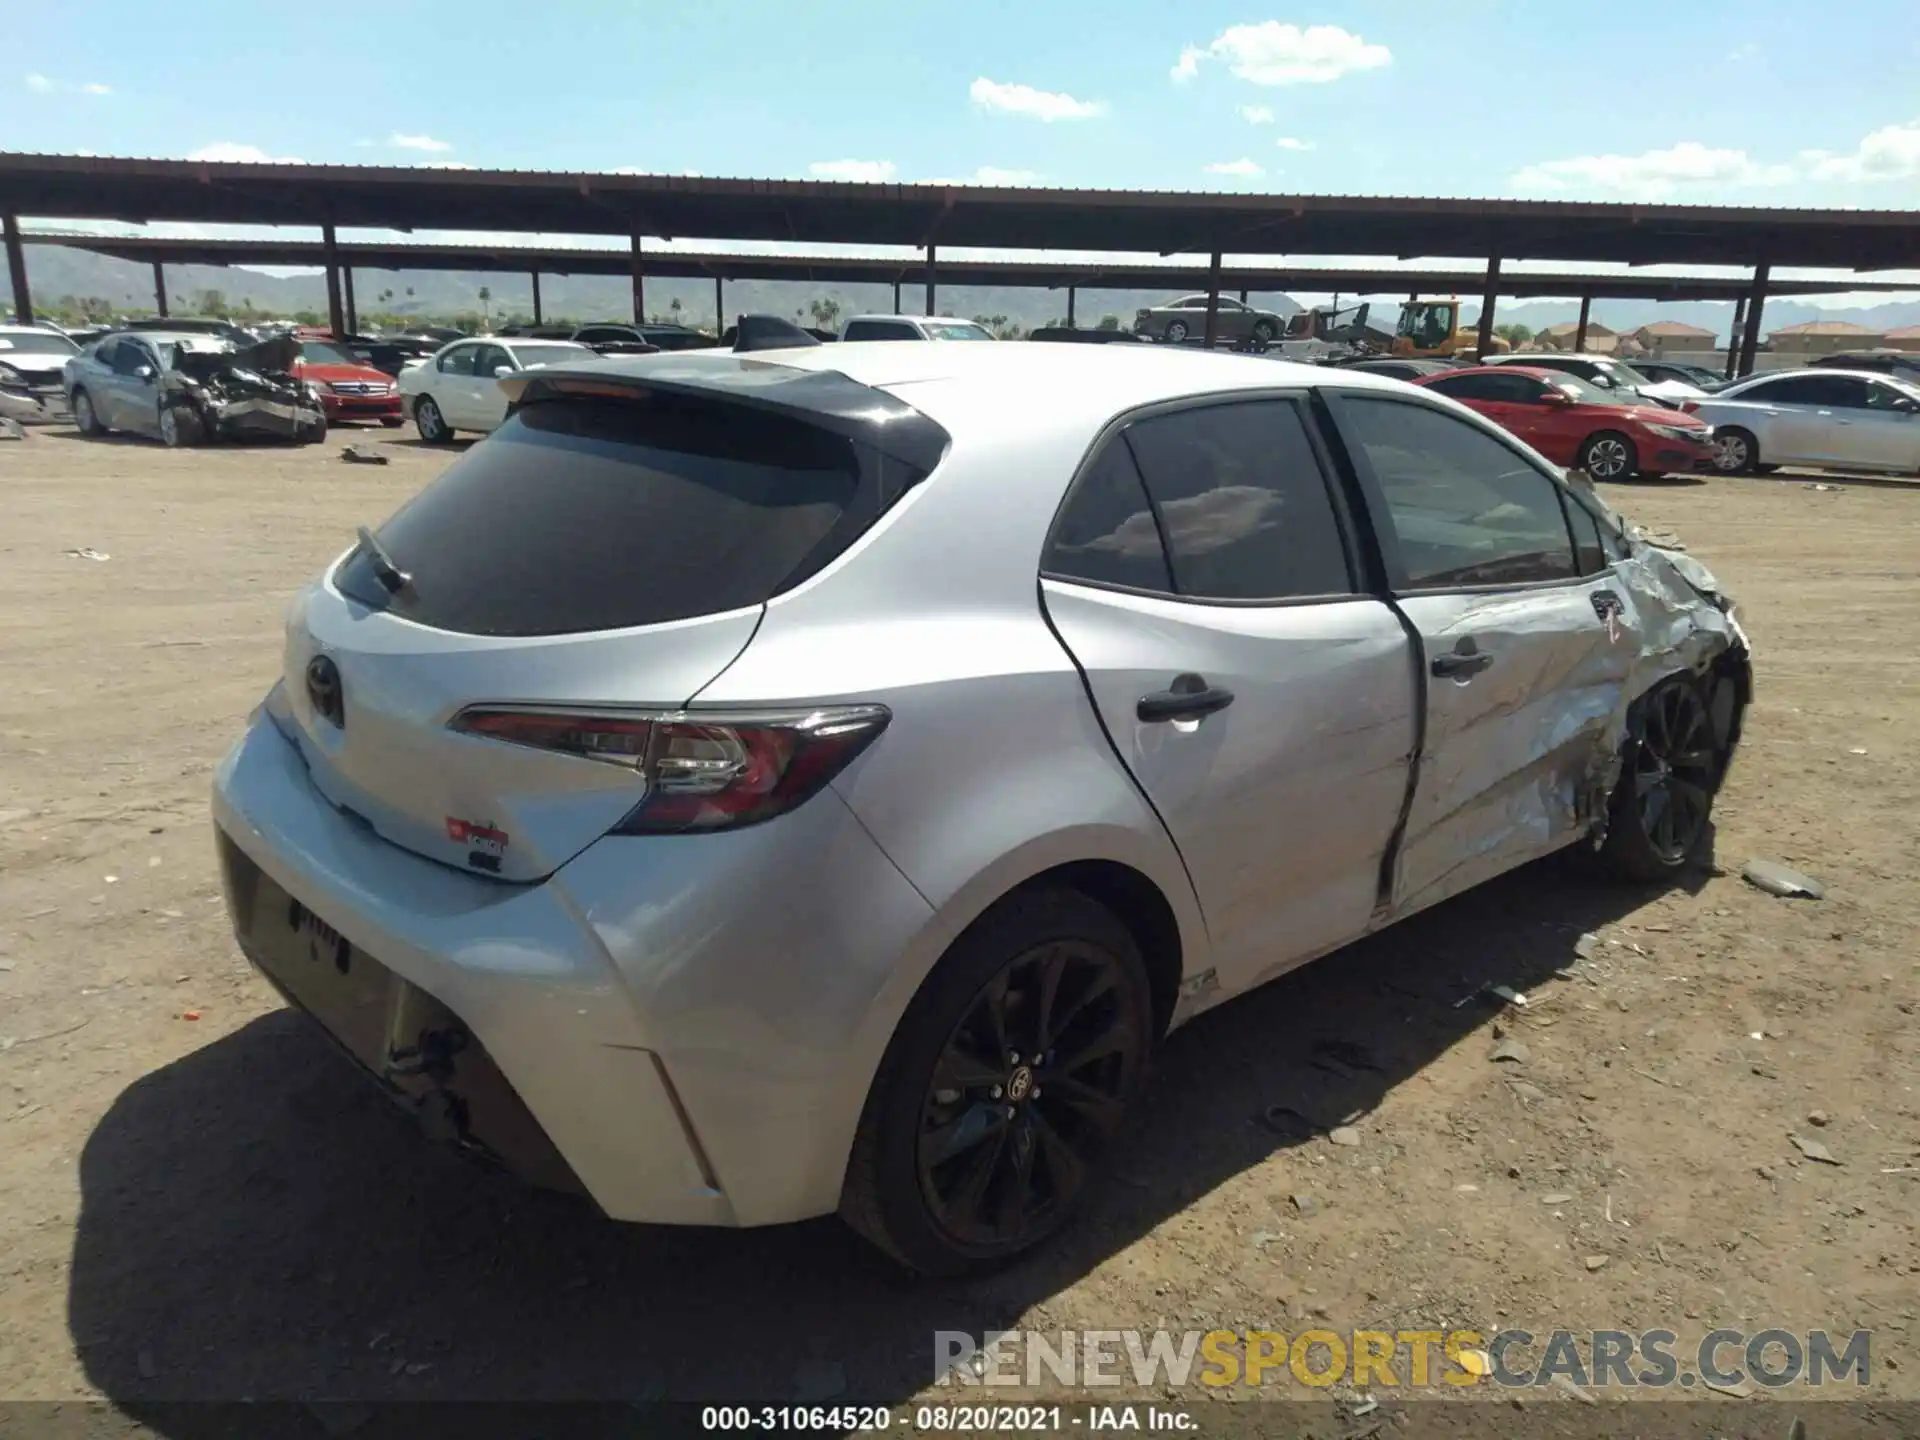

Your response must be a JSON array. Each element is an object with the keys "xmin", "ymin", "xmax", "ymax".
[{"xmin": 336, "ymin": 393, "xmax": 925, "ymax": 636}]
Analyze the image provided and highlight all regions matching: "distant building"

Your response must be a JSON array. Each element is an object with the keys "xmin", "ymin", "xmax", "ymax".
[
  {"xmin": 1625, "ymin": 321, "xmax": 1720, "ymax": 357},
  {"xmin": 1766, "ymin": 319, "xmax": 1889, "ymax": 355},
  {"xmin": 1532, "ymin": 320, "xmax": 1617, "ymax": 353},
  {"xmin": 1881, "ymin": 325, "xmax": 1920, "ymax": 353}
]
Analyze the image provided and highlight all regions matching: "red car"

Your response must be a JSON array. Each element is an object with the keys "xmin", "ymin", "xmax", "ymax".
[
  {"xmin": 288, "ymin": 337, "xmax": 405, "ymax": 426},
  {"xmin": 1413, "ymin": 365, "xmax": 1713, "ymax": 480}
]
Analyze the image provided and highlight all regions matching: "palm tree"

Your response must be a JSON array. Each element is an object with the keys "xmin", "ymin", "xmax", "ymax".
[{"xmin": 478, "ymin": 286, "xmax": 492, "ymax": 324}]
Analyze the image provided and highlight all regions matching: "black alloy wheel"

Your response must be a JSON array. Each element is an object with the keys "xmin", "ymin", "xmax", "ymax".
[
  {"xmin": 1631, "ymin": 680, "xmax": 1718, "ymax": 866},
  {"xmin": 915, "ymin": 939, "xmax": 1147, "ymax": 1251}
]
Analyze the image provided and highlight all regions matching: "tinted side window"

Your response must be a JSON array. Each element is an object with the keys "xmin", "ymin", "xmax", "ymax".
[
  {"xmin": 1427, "ymin": 373, "xmax": 1500, "ymax": 401},
  {"xmin": 1043, "ymin": 440, "xmax": 1174, "ymax": 593},
  {"xmin": 1337, "ymin": 398, "xmax": 1577, "ymax": 589},
  {"xmin": 1817, "ymin": 376, "xmax": 1875, "ymax": 409},
  {"xmin": 1122, "ymin": 401, "xmax": 1352, "ymax": 601},
  {"xmin": 1867, "ymin": 381, "xmax": 1918, "ymax": 410},
  {"xmin": 92, "ymin": 340, "xmax": 122, "ymax": 370},
  {"xmin": 1739, "ymin": 376, "xmax": 1823, "ymax": 404},
  {"xmin": 1564, "ymin": 498, "xmax": 1606, "ymax": 575},
  {"xmin": 111, "ymin": 342, "xmax": 150, "ymax": 376},
  {"xmin": 438, "ymin": 345, "xmax": 477, "ymax": 376},
  {"xmin": 472, "ymin": 345, "xmax": 511, "ymax": 375},
  {"xmin": 844, "ymin": 321, "xmax": 914, "ymax": 342}
]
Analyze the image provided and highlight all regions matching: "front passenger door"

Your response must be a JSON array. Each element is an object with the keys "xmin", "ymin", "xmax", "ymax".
[
  {"xmin": 432, "ymin": 343, "xmax": 483, "ymax": 428},
  {"xmin": 1325, "ymin": 392, "xmax": 1642, "ymax": 916},
  {"xmin": 468, "ymin": 345, "xmax": 514, "ymax": 431},
  {"xmin": 1040, "ymin": 398, "xmax": 1417, "ymax": 996},
  {"xmin": 107, "ymin": 339, "xmax": 161, "ymax": 435}
]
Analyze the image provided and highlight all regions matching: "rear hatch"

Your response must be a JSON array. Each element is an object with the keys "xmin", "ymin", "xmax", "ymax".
[{"xmin": 278, "ymin": 367, "xmax": 946, "ymax": 882}]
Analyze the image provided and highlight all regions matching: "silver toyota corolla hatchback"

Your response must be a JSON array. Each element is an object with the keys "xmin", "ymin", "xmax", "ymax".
[{"xmin": 213, "ymin": 343, "xmax": 1752, "ymax": 1273}]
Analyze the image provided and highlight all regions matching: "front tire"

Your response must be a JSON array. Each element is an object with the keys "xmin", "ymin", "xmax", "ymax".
[
  {"xmin": 414, "ymin": 395, "xmax": 452, "ymax": 444},
  {"xmin": 1598, "ymin": 676, "xmax": 1721, "ymax": 880},
  {"xmin": 1162, "ymin": 320, "xmax": 1189, "ymax": 345},
  {"xmin": 840, "ymin": 888, "xmax": 1155, "ymax": 1276},
  {"xmin": 1711, "ymin": 426, "xmax": 1759, "ymax": 475},
  {"xmin": 1578, "ymin": 430, "xmax": 1638, "ymax": 481},
  {"xmin": 72, "ymin": 389, "xmax": 103, "ymax": 436},
  {"xmin": 158, "ymin": 405, "xmax": 202, "ymax": 448}
]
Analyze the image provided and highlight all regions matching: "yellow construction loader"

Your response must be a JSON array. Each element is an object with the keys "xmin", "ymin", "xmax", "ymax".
[{"xmin": 1390, "ymin": 297, "xmax": 1511, "ymax": 360}]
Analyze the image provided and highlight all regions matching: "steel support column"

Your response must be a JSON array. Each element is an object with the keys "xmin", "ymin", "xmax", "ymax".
[
  {"xmin": 1238, "ymin": 289, "xmax": 1248, "ymax": 304},
  {"xmin": 1573, "ymin": 293, "xmax": 1592, "ymax": 353},
  {"xmin": 342, "ymin": 266, "xmax": 357, "ymax": 335},
  {"xmin": 152, "ymin": 259, "xmax": 169, "ymax": 318},
  {"xmin": 321, "ymin": 223, "xmax": 344, "ymax": 339},
  {"xmin": 2, "ymin": 214, "xmax": 28, "ymax": 326},
  {"xmin": 712, "ymin": 275, "xmax": 722, "ymax": 334},
  {"xmin": 1202, "ymin": 251, "xmax": 1222, "ymax": 348},
  {"xmin": 1476, "ymin": 254, "xmax": 1502, "ymax": 357},
  {"xmin": 531, "ymin": 271, "xmax": 543, "ymax": 326},
  {"xmin": 1737, "ymin": 263, "xmax": 1769, "ymax": 377},
  {"xmin": 925, "ymin": 245, "xmax": 937, "ymax": 315},
  {"xmin": 630, "ymin": 231, "xmax": 646, "ymax": 323},
  {"xmin": 1725, "ymin": 296, "xmax": 1747, "ymax": 380},
  {"xmin": 892, "ymin": 280, "xmax": 901, "ymax": 314}
]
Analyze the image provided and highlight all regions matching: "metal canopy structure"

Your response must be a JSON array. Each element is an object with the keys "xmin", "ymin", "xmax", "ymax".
[
  {"xmin": 25, "ymin": 231, "xmax": 1916, "ymax": 303},
  {"xmin": 5, "ymin": 154, "xmax": 1920, "ymax": 270}
]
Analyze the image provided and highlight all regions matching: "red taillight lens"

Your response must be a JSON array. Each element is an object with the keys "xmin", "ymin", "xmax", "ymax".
[
  {"xmin": 450, "ymin": 704, "xmax": 889, "ymax": 835},
  {"xmin": 1678, "ymin": 400, "xmax": 1700, "ymax": 414}
]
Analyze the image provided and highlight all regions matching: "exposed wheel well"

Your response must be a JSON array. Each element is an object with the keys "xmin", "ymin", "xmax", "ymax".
[{"xmin": 1001, "ymin": 860, "xmax": 1184, "ymax": 1038}]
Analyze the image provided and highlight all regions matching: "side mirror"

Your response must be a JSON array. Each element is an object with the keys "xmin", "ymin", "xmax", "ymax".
[
  {"xmin": 134, "ymin": 364, "xmax": 155, "ymax": 381},
  {"xmin": 1895, "ymin": 397, "xmax": 1920, "ymax": 415},
  {"xmin": 492, "ymin": 365, "xmax": 514, "ymax": 378},
  {"xmin": 1544, "ymin": 390, "xmax": 1574, "ymax": 406}
]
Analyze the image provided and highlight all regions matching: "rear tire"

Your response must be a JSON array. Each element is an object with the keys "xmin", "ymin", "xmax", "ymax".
[
  {"xmin": 72, "ymin": 389, "xmax": 103, "ymax": 437},
  {"xmin": 1251, "ymin": 320, "xmax": 1276, "ymax": 344},
  {"xmin": 1162, "ymin": 320, "xmax": 1189, "ymax": 345},
  {"xmin": 1598, "ymin": 675, "xmax": 1721, "ymax": 881},
  {"xmin": 840, "ymin": 887, "xmax": 1155, "ymax": 1276},
  {"xmin": 1577, "ymin": 430, "xmax": 1637, "ymax": 481}
]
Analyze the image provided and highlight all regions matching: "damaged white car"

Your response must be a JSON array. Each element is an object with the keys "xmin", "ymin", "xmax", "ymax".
[
  {"xmin": 212, "ymin": 345, "xmax": 1750, "ymax": 1275},
  {"xmin": 0, "ymin": 323, "xmax": 79, "ymax": 423}
]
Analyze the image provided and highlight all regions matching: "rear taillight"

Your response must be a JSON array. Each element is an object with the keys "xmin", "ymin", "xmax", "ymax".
[
  {"xmin": 1678, "ymin": 400, "xmax": 1700, "ymax": 414},
  {"xmin": 449, "ymin": 704, "xmax": 889, "ymax": 834}
]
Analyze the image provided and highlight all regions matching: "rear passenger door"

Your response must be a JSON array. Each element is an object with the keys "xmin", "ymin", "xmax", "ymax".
[
  {"xmin": 1040, "ymin": 397, "xmax": 1417, "ymax": 997},
  {"xmin": 1323, "ymin": 392, "xmax": 1641, "ymax": 916}
]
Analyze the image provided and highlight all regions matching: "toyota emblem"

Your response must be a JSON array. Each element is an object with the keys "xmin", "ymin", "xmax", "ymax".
[{"xmin": 305, "ymin": 653, "xmax": 344, "ymax": 728}]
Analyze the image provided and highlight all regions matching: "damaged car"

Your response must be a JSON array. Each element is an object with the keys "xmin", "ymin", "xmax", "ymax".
[
  {"xmin": 0, "ymin": 324, "xmax": 80, "ymax": 423},
  {"xmin": 66, "ymin": 332, "xmax": 326, "ymax": 447},
  {"xmin": 212, "ymin": 345, "xmax": 1750, "ymax": 1275}
]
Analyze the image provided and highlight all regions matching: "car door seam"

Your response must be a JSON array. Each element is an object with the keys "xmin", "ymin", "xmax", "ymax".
[{"xmin": 1032, "ymin": 575, "xmax": 1211, "ymax": 942}]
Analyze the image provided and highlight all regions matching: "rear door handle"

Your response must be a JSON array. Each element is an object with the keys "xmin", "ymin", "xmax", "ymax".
[
  {"xmin": 1137, "ymin": 673, "xmax": 1236, "ymax": 723},
  {"xmin": 1430, "ymin": 639, "xmax": 1493, "ymax": 679}
]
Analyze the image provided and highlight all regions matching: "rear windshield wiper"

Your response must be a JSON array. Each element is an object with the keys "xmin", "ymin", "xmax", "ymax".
[{"xmin": 356, "ymin": 526, "xmax": 412, "ymax": 594}]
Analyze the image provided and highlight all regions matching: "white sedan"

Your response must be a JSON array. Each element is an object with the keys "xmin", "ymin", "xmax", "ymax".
[
  {"xmin": 1691, "ymin": 368, "xmax": 1920, "ymax": 475},
  {"xmin": 398, "ymin": 337, "xmax": 598, "ymax": 441}
]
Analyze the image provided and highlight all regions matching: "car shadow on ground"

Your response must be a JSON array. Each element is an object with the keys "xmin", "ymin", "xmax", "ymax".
[
  {"xmin": 68, "ymin": 846, "xmax": 1712, "ymax": 1415},
  {"xmin": 39, "ymin": 429, "xmax": 325, "ymax": 452}
]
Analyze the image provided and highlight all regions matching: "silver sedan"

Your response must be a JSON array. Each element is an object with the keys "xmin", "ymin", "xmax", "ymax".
[
  {"xmin": 1693, "ymin": 367, "xmax": 1920, "ymax": 475},
  {"xmin": 212, "ymin": 343, "xmax": 1751, "ymax": 1274}
]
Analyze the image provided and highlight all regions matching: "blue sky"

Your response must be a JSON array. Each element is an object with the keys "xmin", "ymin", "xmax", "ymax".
[{"xmin": 8, "ymin": 0, "xmax": 1920, "ymax": 296}]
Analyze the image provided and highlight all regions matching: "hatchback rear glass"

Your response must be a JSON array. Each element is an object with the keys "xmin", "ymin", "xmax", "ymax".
[{"xmin": 336, "ymin": 390, "xmax": 934, "ymax": 636}]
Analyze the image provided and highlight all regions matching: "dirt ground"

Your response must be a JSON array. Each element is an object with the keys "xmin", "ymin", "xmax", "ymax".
[{"xmin": 1, "ymin": 423, "xmax": 1916, "ymax": 1430}]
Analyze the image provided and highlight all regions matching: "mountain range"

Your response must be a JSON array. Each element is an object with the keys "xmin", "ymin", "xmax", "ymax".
[{"xmin": 11, "ymin": 242, "xmax": 1920, "ymax": 339}]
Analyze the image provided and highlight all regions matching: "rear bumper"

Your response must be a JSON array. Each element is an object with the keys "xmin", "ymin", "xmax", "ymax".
[{"xmin": 211, "ymin": 711, "xmax": 934, "ymax": 1227}]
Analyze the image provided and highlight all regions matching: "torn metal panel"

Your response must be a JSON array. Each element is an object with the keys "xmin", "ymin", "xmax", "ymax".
[
  {"xmin": 165, "ymin": 336, "xmax": 325, "ymax": 441},
  {"xmin": 1389, "ymin": 492, "xmax": 1748, "ymax": 917}
]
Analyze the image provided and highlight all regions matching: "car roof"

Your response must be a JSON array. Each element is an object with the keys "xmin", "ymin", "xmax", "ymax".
[
  {"xmin": 843, "ymin": 314, "xmax": 986, "ymax": 325},
  {"xmin": 500, "ymin": 336, "xmax": 591, "ymax": 347},
  {"xmin": 546, "ymin": 341, "xmax": 1415, "ymax": 435},
  {"xmin": 1726, "ymin": 367, "xmax": 1915, "ymax": 386},
  {"xmin": 106, "ymin": 329, "xmax": 228, "ymax": 347},
  {"xmin": 1419, "ymin": 364, "xmax": 1561, "ymax": 381}
]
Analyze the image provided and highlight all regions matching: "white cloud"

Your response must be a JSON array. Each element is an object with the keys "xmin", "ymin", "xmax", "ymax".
[
  {"xmin": 1173, "ymin": 23, "xmax": 1391, "ymax": 86},
  {"xmin": 24, "ymin": 73, "xmax": 54, "ymax": 93},
  {"xmin": 969, "ymin": 76, "xmax": 1105, "ymax": 121},
  {"xmin": 186, "ymin": 142, "xmax": 306, "ymax": 164},
  {"xmin": 809, "ymin": 159, "xmax": 898, "ymax": 182},
  {"xmin": 82, "ymin": 81, "xmax": 110, "ymax": 95},
  {"xmin": 1275, "ymin": 136, "xmax": 1313, "ymax": 151},
  {"xmin": 389, "ymin": 132, "xmax": 452, "ymax": 153},
  {"xmin": 919, "ymin": 166, "xmax": 1043, "ymax": 186},
  {"xmin": 1806, "ymin": 119, "xmax": 1920, "ymax": 182},
  {"xmin": 1238, "ymin": 104, "xmax": 1274, "ymax": 124},
  {"xmin": 1727, "ymin": 42, "xmax": 1760, "ymax": 62},
  {"xmin": 1510, "ymin": 141, "xmax": 1795, "ymax": 199},
  {"xmin": 1204, "ymin": 158, "xmax": 1265, "ymax": 177}
]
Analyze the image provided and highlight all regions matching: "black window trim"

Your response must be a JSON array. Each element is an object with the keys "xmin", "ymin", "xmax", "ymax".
[
  {"xmin": 1038, "ymin": 388, "xmax": 1374, "ymax": 611},
  {"xmin": 1315, "ymin": 388, "xmax": 1599, "ymax": 598}
]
